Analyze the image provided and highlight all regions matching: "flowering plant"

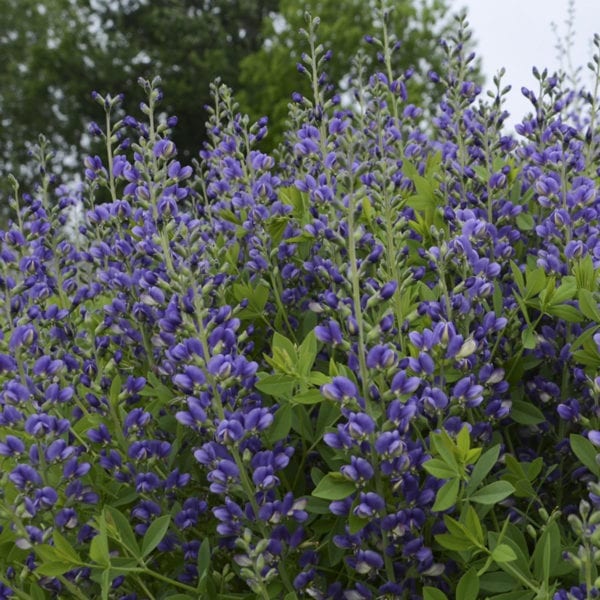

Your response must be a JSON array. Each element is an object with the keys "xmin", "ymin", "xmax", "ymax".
[{"xmin": 2, "ymin": 7, "xmax": 600, "ymax": 600}]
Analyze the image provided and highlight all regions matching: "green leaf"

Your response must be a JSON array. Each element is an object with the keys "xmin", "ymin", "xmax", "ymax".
[
  {"xmin": 255, "ymin": 373, "xmax": 296, "ymax": 398},
  {"xmin": 578, "ymin": 289, "xmax": 600, "ymax": 321},
  {"xmin": 464, "ymin": 504, "xmax": 484, "ymax": 545},
  {"xmin": 291, "ymin": 389, "xmax": 324, "ymax": 405},
  {"xmin": 266, "ymin": 403, "xmax": 293, "ymax": 443},
  {"xmin": 570, "ymin": 434, "xmax": 600, "ymax": 477},
  {"xmin": 469, "ymin": 481, "xmax": 514, "ymax": 505},
  {"xmin": 435, "ymin": 533, "xmax": 474, "ymax": 551},
  {"xmin": 52, "ymin": 530, "xmax": 81, "ymax": 563},
  {"xmin": 430, "ymin": 430, "xmax": 460, "ymax": 473},
  {"xmin": 312, "ymin": 473, "xmax": 356, "ymax": 500},
  {"xmin": 273, "ymin": 332, "xmax": 296, "ymax": 362},
  {"xmin": 423, "ymin": 586, "xmax": 449, "ymax": 600},
  {"xmin": 492, "ymin": 543, "xmax": 517, "ymax": 563},
  {"xmin": 510, "ymin": 261, "xmax": 525, "ymax": 295},
  {"xmin": 105, "ymin": 506, "xmax": 140, "ymax": 558},
  {"xmin": 516, "ymin": 212, "xmax": 534, "ymax": 231},
  {"xmin": 479, "ymin": 571, "xmax": 519, "ymax": 593},
  {"xmin": 297, "ymin": 329, "xmax": 317, "ymax": 376},
  {"xmin": 533, "ymin": 521, "xmax": 561, "ymax": 584},
  {"xmin": 510, "ymin": 400, "xmax": 545, "ymax": 425},
  {"xmin": 35, "ymin": 562, "xmax": 72, "ymax": 577},
  {"xmin": 521, "ymin": 326, "xmax": 537, "ymax": 349},
  {"xmin": 308, "ymin": 371, "xmax": 331, "ymax": 386},
  {"xmin": 456, "ymin": 567, "xmax": 479, "ymax": 600},
  {"xmin": 432, "ymin": 477, "xmax": 460, "ymax": 512},
  {"xmin": 524, "ymin": 266, "xmax": 547, "ymax": 299},
  {"xmin": 423, "ymin": 458, "xmax": 459, "ymax": 479},
  {"xmin": 456, "ymin": 425, "xmax": 470, "ymax": 456},
  {"xmin": 197, "ymin": 538, "xmax": 211, "ymax": 580},
  {"xmin": 545, "ymin": 303, "xmax": 583, "ymax": 322},
  {"xmin": 109, "ymin": 373, "xmax": 122, "ymax": 408},
  {"xmin": 466, "ymin": 444, "xmax": 500, "ymax": 494},
  {"xmin": 90, "ymin": 513, "xmax": 110, "ymax": 566},
  {"xmin": 141, "ymin": 515, "xmax": 171, "ymax": 558}
]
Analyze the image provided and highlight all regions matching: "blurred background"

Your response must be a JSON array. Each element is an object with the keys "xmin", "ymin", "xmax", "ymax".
[{"xmin": 0, "ymin": 0, "xmax": 598, "ymax": 196}]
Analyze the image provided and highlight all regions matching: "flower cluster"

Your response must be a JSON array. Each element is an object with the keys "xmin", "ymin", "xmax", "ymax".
[{"xmin": 1, "ymin": 8, "xmax": 600, "ymax": 600}]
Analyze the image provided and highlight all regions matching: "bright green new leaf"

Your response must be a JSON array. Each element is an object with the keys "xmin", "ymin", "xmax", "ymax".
[{"xmin": 491, "ymin": 543, "xmax": 517, "ymax": 563}]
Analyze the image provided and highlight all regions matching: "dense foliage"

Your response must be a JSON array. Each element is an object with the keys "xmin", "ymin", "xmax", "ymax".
[
  {"xmin": 2, "ymin": 7, "xmax": 600, "ymax": 600},
  {"xmin": 0, "ymin": 0, "xmax": 468, "ymax": 194}
]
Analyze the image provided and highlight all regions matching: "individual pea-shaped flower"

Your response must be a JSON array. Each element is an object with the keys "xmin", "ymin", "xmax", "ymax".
[
  {"xmin": 366, "ymin": 345, "xmax": 397, "ymax": 369},
  {"xmin": 216, "ymin": 417, "xmax": 245, "ymax": 444},
  {"xmin": 353, "ymin": 492, "xmax": 385, "ymax": 518},
  {"xmin": 347, "ymin": 412, "xmax": 375, "ymax": 440},
  {"xmin": 340, "ymin": 456, "xmax": 374, "ymax": 485},
  {"xmin": 0, "ymin": 435, "xmax": 25, "ymax": 457},
  {"xmin": 315, "ymin": 320, "xmax": 344, "ymax": 345},
  {"xmin": 390, "ymin": 371, "xmax": 421, "ymax": 396},
  {"xmin": 321, "ymin": 376, "xmax": 359, "ymax": 403},
  {"xmin": 347, "ymin": 549, "xmax": 384, "ymax": 575}
]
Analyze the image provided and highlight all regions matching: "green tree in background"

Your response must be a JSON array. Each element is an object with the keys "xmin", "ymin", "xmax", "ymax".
[
  {"xmin": 0, "ymin": 0, "xmax": 476, "ymax": 194},
  {"xmin": 237, "ymin": 0, "xmax": 467, "ymax": 150}
]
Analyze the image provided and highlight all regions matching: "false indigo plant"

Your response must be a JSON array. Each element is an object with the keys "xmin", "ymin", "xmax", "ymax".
[{"xmin": 3, "ymin": 6, "xmax": 600, "ymax": 600}]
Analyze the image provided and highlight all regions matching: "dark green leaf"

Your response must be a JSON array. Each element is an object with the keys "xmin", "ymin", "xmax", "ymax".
[
  {"xmin": 532, "ymin": 521, "xmax": 561, "ymax": 583},
  {"xmin": 197, "ymin": 538, "xmax": 211, "ymax": 580},
  {"xmin": 570, "ymin": 434, "xmax": 600, "ymax": 477},
  {"xmin": 510, "ymin": 400, "xmax": 545, "ymax": 425},
  {"xmin": 479, "ymin": 571, "xmax": 519, "ymax": 593},
  {"xmin": 266, "ymin": 403, "xmax": 293, "ymax": 443}
]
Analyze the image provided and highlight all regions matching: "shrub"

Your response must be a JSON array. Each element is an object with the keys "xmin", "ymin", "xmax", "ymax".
[{"xmin": 1, "ymin": 8, "xmax": 600, "ymax": 600}]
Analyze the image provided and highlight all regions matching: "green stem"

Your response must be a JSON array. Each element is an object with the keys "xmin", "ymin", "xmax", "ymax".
[{"xmin": 105, "ymin": 109, "xmax": 117, "ymax": 203}]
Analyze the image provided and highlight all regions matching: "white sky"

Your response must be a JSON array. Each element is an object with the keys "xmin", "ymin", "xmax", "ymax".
[{"xmin": 456, "ymin": 0, "xmax": 600, "ymax": 129}]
